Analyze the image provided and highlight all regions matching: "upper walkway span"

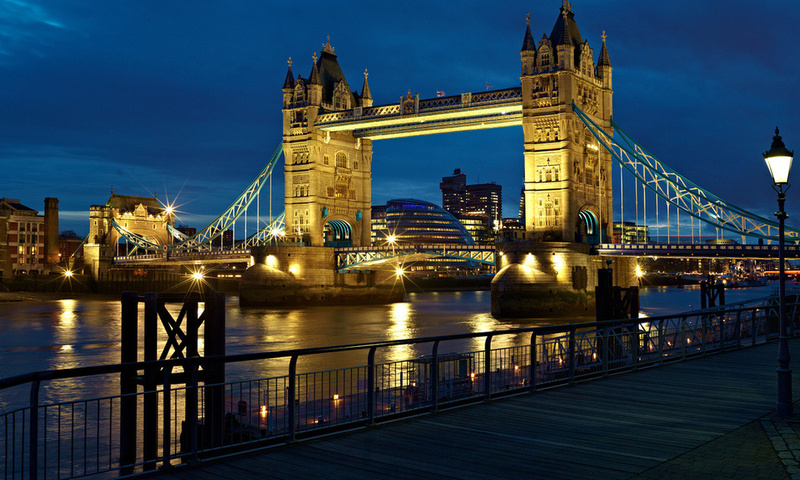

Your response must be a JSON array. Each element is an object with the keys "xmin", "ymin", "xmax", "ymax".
[{"xmin": 314, "ymin": 88, "xmax": 523, "ymax": 139}]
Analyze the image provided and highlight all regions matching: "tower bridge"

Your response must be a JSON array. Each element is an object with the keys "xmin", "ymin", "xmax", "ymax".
[
  {"xmin": 280, "ymin": 2, "xmax": 612, "ymax": 248},
  {"xmin": 88, "ymin": 2, "xmax": 799, "ymax": 311}
]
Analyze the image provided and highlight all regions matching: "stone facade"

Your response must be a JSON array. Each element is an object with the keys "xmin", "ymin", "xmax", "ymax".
[
  {"xmin": 520, "ymin": 2, "xmax": 613, "ymax": 243},
  {"xmin": 0, "ymin": 197, "xmax": 59, "ymax": 277},
  {"xmin": 84, "ymin": 193, "xmax": 174, "ymax": 276},
  {"xmin": 282, "ymin": 40, "xmax": 373, "ymax": 247}
]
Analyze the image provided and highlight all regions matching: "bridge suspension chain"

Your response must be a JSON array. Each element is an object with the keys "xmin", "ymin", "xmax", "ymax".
[
  {"xmin": 114, "ymin": 143, "xmax": 284, "ymax": 252},
  {"xmin": 235, "ymin": 212, "xmax": 286, "ymax": 249},
  {"xmin": 573, "ymin": 103, "xmax": 799, "ymax": 242}
]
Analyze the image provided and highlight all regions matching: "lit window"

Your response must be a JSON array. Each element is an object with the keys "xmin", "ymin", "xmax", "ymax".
[{"xmin": 336, "ymin": 152, "xmax": 347, "ymax": 168}]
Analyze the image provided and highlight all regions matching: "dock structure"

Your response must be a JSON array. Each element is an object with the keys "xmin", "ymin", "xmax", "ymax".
[{"xmin": 153, "ymin": 339, "xmax": 799, "ymax": 480}]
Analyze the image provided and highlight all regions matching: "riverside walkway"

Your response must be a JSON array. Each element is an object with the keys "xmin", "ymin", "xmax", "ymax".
[{"xmin": 152, "ymin": 339, "xmax": 800, "ymax": 480}]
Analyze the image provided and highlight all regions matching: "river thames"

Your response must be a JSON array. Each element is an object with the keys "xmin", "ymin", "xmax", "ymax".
[{"xmin": 0, "ymin": 284, "xmax": 775, "ymax": 411}]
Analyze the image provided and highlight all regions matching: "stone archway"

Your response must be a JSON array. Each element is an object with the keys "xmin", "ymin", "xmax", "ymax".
[
  {"xmin": 577, "ymin": 210, "xmax": 600, "ymax": 245},
  {"xmin": 324, "ymin": 219, "xmax": 352, "ymax": 247}
]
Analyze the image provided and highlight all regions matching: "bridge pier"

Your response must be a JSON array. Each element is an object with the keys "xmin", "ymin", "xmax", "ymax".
[
  {"xmin": 491, "ymin": 241, "xmax": 637, "ymax": 318},
  {"xmin": 240, "ymin": 245, "xmax": 404, "ymax": 306}
]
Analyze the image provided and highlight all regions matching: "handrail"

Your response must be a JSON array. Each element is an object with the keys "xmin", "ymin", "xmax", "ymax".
[
  {"xmin": 0, "ymin": 301, "xmax": 781, "ymax": 392},
  {"xmin": 2, "ymin": 295, "xmax": 798, "ymax": 479}
]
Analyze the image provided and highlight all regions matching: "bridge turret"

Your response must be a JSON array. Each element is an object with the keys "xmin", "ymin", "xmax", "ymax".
[
  {"xmin": 597, "ymin": 31, "xmax": 612, "ymax": 101},
  {"xmin": 282, "ymin": 42, "xmax": 373, "ymax": 248},
  {"xmin": 520, "ymin": 14, "xmax": 536, "ymax": 76},
  {"xmin": 282, "ymin": 57, "xmax": 295, "ymax": 109},
  {"xmin": 307, "ymin": 52, "xmax": 323, "ymax": 107},
  {"xmin": 551, "ymin": 1, "xmax": 578, "ymax": 71},
  {"xmin": 520, "ymin": 1, "xmax": 614, "ymax": 244},
  {"xmin": 361, "ymin": 69, "xmax": 372, "ymax": 108}
]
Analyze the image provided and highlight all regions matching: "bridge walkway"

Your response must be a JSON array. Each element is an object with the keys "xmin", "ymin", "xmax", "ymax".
[{"xmin": 151, "ymin": 339, "xmax": 800, "ymax": 479}]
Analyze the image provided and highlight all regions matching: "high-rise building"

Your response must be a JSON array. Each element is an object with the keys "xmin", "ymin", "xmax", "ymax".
[
  {"xmin": 466, "ymin": 182, "xmax": 502, "ymax": 232},
  {"xmin": 440, "ymin": 170, "xmax": 502, "ymax": 234},
  {"xmin": 439, "ymin": 169, "xmax": 467, "ymax": 216}
]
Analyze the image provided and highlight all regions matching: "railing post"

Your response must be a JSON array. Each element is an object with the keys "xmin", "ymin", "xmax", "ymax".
[
  {"xmin": 631, "ymin": 322, "xmax": 640, "ymax": 370},
  {"xmin": 657, "ymin": 319, "xmax": 664, "ymax": 366},
  {"xmin": 367, "ymin": 346, "xmax": 377, "ymax": 424},
  {"xmin": 680, "ymin": 317, "xmax": 687, "ymax": 359},
  {"xmin": 735, "ymin": 310, "xmax": 742, "ymax": 348},
  {"xmin": 529, "ymin": 332, "xmax": 537, "ymax": 392},
  {"xmin": 288, "ymin": 355, "xmax": 298, "ymax": 442},
  {"xmin": 185, "ymin": 364, "xmax": 199, "ymax": 463},
  {"xmin": 752, "ymin": 310, "xmax": 758, "ymax": 346},
  {"xmin": 431, "ymin": 341, "xmax": 440, "ymax": 412},
  {"xmin": 161, "ymin": 366, "xmax": 172, "ymax": 470},
  {"xmin": 28, "ymin": 377, "xmax": 40, "ymax": 480},
  {"xmin": 602, "ymin": 326, "xmax": 609, "ymax": 377},
  {"xmin": 484, "ymin": 335, "xmax": 493, "ymax": 399},
  {"xmin": 568, "ymin": 329, "xmax": 576, "ymax": 384},
  {"xmin": 701, "ymin": 315, "xmax": 708, "ymax": 356}
]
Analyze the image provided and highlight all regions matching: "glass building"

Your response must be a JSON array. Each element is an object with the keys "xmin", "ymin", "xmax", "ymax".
[{"xmin": 372, "ymin": 199, "xmax": 474, "ymax": 245}]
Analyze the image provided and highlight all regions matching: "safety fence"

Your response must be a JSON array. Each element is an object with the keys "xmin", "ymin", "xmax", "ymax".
[{"xmin": 2, "ymin": 293, "xmax": 799, "ymax": 479}]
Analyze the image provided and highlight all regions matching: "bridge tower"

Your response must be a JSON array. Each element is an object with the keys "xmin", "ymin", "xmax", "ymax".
[
  {"xmin": 520, "ymin": 1, "xmax": 613, "ymax": 244},
  {"xmin": 281, "ymin": 39, "xmax": 373, "ymax": 247}
]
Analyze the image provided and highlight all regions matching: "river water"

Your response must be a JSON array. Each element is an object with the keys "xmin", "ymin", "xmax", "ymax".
[{"xmin": 0, "ymin": 284, "xmax": 775, "ymax": 411}]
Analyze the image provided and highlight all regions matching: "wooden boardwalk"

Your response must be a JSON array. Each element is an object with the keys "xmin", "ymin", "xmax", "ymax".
[{"xmin": 153, "ymin": 339, "xmax": 800, "ymax": 479}]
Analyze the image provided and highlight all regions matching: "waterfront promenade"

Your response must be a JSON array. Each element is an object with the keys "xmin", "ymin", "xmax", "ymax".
[{"xmin": 148, "ymin": 339, "xmax": 800, "ymax": 480}]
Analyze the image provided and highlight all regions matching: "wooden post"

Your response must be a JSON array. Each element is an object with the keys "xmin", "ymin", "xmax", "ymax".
[
  {"xmin": 120, "ymin": 291, "xmax": 139, "ymax": 475},
  {"xmin": 202, "ymin": 292, "xmax": 226, "ymax": 448},
  {"xmin": 143, "ymin": 293, "xmax": 158, "ymax": 470}
]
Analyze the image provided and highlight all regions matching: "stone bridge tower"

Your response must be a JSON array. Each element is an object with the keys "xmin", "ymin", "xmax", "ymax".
[
  {"xmin": 281, "ymin": 39, "xmax": 373, "ymax": 247},
  {"xmin": 520, "ymin": 1, "xmax": 613, "ymax": 244}
]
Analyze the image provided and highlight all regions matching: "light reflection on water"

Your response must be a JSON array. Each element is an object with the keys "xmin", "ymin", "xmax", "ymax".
[{"xmin": 0, "ymin": 286, "xmax": 772, "ymax": 410}]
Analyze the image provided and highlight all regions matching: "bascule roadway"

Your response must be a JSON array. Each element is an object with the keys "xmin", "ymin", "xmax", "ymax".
[{"xmin": 154, "ymin": 338, "xmax": 800, "ymax": 480}]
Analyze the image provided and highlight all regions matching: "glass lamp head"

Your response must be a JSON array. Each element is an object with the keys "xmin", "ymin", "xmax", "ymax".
[{"xmin": 763, "ymin": 127, "xmax": 794, "ymax": 185}]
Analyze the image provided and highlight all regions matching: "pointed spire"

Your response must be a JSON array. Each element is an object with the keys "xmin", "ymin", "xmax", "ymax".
[
  {"xmin": 521, "ymin": 13, "xmax": 536, "ymax": 52},
  {"xmin": 309, "ymin": 52, "xmax": 321, "ymax": 85},
  {"xmin": 322, "ymin": 35, "xmax": 335, "ymax": 55},
  {"xmin": 598, "ymin": 30, "xmax": 611, "ymax": 67},
  {"xmin": 283, "ymin": 56, "xmax": 295, "ymax": 89},
  {"xmin": 361, "ymin": 68, "xmax": 372, "ymax": 100}
]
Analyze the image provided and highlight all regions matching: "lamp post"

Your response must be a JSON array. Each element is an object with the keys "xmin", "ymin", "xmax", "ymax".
[{"xmin": 763, "ymin": 127, "xmax": 795, "ymax": 417}]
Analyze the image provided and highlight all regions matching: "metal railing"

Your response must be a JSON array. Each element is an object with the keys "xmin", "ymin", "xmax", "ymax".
[{"xmin": 2, "ymin": 294, "xmax": 799, "ymax": 479}]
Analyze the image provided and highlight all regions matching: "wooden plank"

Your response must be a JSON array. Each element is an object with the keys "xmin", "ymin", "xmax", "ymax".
[{"xmin": 156, "ymin": 339, "xmax": 800, "ymax": 480}]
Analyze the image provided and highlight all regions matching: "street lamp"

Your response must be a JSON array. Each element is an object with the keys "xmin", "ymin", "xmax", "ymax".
[{"xmin": 763, "ymin": 127, "xmax": 794, "ymax": 417}]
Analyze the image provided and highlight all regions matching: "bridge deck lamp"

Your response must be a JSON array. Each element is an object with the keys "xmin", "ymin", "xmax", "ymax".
[{"xmin": 763, "ymin": 127, "xmax": 794, "ymax": 417}]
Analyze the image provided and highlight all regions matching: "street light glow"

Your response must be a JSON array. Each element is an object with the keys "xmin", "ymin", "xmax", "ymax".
[
  {"xmin": 763, "ymin": 127, "xmax": 794, "ymax": 185},
  {"xmin": 764, "ymin": 127, "xmax": 794, "ymax": 417}
]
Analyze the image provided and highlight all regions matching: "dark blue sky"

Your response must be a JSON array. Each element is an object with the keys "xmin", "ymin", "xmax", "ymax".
[{"xmin": 2, "ymin": 1, "xmax": 799, "ymax": 237}]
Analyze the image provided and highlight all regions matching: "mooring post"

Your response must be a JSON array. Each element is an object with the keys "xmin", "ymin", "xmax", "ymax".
[
  {"xmin": 119, "ymin": 291, "xmax": 139, "ymax": 475},
  {"xmin": 202, "ymin": 292, "xmax": 226, "ymax": 449},
  {"xmin": 143, "ymin": 293, "xmax": 158, "ymax": 471}
]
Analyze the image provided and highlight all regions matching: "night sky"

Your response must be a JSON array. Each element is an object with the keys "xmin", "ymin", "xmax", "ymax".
[{"xmin": 2, "ymin": 1, "xmax": 799, "ymax": 238}]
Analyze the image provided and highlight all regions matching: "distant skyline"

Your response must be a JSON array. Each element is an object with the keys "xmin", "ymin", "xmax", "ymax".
[{"xmin": 2, "ymin": 1, "xmax": 799, "ymax": 238}]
